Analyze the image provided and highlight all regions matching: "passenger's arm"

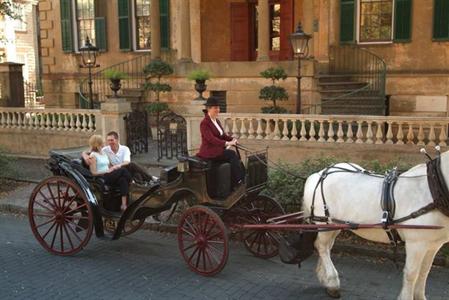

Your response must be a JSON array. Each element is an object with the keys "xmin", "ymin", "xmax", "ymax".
[
  {"xmin": 82, "ymin": 151, "xmax": 93, "ymax": 166},
  {"xmin": 120, "ymin": 147, "xmax": 131, "ymax": 166}
]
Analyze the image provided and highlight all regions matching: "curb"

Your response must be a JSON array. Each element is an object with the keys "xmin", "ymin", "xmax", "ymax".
[{"xmin": 2, "ymin": 204, "xmax": 448, "ymax": 268}]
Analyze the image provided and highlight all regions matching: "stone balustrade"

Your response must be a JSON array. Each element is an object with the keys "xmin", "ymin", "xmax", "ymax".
[
  {"xmin": 220, "ymin": 113, "xmax": 449, "ymax": 147},
  {"xmin": 0, "ymin": 108, "xmax": 100, "ymax": 132}
]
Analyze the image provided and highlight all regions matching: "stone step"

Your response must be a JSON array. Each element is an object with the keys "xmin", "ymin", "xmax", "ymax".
[
  {"xmin": 318, "ymin": 81, "xmax": 368, "ymax": 90},
  {"xmin": 316, "ymin": 74, "xmax": 353, "ymax": 83}
]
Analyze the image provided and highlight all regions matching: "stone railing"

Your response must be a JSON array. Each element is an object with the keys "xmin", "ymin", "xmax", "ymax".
[
  {"xmin": 0, "ymin": 108, "xmax": 100, "ymax": 132},
  {"xmin": 219, "ymin": 113, "xmax": 449, "ymax": 147}
]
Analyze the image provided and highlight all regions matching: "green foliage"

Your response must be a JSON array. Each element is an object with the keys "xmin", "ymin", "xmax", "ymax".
[
  {"xmin": 103, "ymin": 69, "xmax": 128, "ymax": 80},
  {"xmin": 261, "ymin": 106, "xmax": 288, "ymax": 114},
  {"xmin": 143, "ymin": 60, "xmax": 174, "ymax": 79},
  {"xmin": 143, "ymin": 60, "xmax": 173, "ymax": 102},
  {"xmin": 259, "ymin": 66, "xmax": 289, "ymax": 112},
  {"xmin": 146, "ymin": 102, "xmax": 169, "ymax": 114},
  {"xmin": 187, "ymin": 69, "xmax": 211, "ymax": 81},
  {"xmin": 0, "ymin": 1, "xmax": 19, "ymax": 19},
  {"xmin": 263, "ymin": 157, "xmax": 413, "ymax": 211}
]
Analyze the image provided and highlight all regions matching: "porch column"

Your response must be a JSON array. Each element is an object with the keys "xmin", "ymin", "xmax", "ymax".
[
  {"xmin": 257, "ymin": 0, "xmax": 270, "ymax": 61},
  {"xmin": 150, "ymin": 0, "xmax": 161, "ymax": 60},
  {"xmin": 179, "ymin": 0, "xmax": 192, "ymax": 62}
]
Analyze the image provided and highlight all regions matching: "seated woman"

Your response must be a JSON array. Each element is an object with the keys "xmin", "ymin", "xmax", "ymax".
[
  {"xmin": 197, "ymin": 96, "xmax": 244, "ymax": 189},
  {"xmin": 88, "ymin": 135, "xmax": 132, "ymax": 211}
]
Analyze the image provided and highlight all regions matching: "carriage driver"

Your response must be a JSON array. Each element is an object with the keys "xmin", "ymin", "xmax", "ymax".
[
  {"xmin": 82, "ymin": 131, "xmax": 156, "ymax": 184},
  {"xmin": 197, "ymin": 96, "xmax": 244, "ymax": 190}
]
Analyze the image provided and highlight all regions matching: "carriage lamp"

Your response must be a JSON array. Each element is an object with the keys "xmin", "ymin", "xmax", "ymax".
[
  {"xmin": 289, "ymin": 24, "xmax": 312, "ymax": 114},
  {"xmin": 177, "ymin": 158, "xmax": 190, "ymax": 173},
  {"xmin": 79, "ymin": 36, "xmax": 100, "ymax": 109}
]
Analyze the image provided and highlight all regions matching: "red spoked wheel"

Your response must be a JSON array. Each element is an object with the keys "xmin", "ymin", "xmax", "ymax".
[
  {"xmin": 177, "ymin": 206, "xmax": 229, "ymax": 276},
  {"xmin": 240, "ymin": 195, "xmax": 285, "ymax": 258},
  {"xmin": 28, "ymin": 176, "xmax": 93, "ymax": 256}
]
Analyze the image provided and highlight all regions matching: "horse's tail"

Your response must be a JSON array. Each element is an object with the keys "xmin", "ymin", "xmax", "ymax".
[{"xmin": 302, "ymin": 172, "xmax": 321, "ymax": 217}]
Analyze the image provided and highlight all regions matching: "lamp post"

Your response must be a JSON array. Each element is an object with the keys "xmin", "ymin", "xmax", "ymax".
[
  {"xmin": 79, "ymin": 36, "xmax": 99, "ymax": 109},
  {"xmin": 289, "ymin": 24, "xmax": 311, "ymax": 114}
]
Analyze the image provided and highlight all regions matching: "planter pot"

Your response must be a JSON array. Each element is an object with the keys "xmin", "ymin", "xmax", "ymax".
[
  {"xmin": 109, "ymin": 79, "xmax": 122, "ymax": 97},
  {"xmin": 194, "ymin": 80, "xmax": 207, "ymax": 100}
]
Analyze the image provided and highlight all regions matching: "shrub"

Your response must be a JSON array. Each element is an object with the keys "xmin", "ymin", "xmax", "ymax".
[
  {"xmin": 103, "ymin": 69, "xmax": 128, "ymax": 80},
  {"xmin": 259, "ymin": 67, "xmax": 289, "ymax": 113},
  {"xmin": 187, "ymin": 69, "xmax": 211, "ymax": 81}
]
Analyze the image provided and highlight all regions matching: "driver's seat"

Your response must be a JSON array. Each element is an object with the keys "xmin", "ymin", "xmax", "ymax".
[{"xmin": 206, "ymin": 161, "xmax": 231, "ymax": 199}]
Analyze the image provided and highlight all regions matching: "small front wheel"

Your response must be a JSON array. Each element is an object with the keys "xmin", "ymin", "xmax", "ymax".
[{"xmin": 177, "ymin": 206, "xmax": 229, "ymax": 276}]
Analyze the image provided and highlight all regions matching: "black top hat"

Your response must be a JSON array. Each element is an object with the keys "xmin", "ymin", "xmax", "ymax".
[{"xmin": 204, "ymin": 96, "xmax": 221, "ymax": 107}]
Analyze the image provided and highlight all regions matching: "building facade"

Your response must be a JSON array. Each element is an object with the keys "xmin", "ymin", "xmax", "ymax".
[{"xmin": 39, "ymin": 0, "xmax": 449, "ymax": 116}]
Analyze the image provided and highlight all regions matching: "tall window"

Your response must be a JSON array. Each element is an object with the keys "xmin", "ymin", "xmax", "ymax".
[
  {"xmin": 76, "ymin": 0, "xmax": 96, "ymax": 46},
  {"xmin": 433, "ymin": 0, "xmax": 449, "ymax": 40},
  {"xmin": 13, "ymin": 4, "xmax": 27, "ymax": 31},
  {"xmin": 270, "ymin": 3, "xmax": 281, "ymax": 51},
  {"xmin": 134, "ymin": 0, "xmax": 151, "ymax": 50},
  {"xmin": 359, "ymin": 0, "xmax": 393, "ymax": 42}
]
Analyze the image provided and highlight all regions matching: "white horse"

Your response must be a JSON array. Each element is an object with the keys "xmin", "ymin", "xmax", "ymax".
[{"xmin": 302, "ymin": 151, "xmax": 449, "ymax": 300}]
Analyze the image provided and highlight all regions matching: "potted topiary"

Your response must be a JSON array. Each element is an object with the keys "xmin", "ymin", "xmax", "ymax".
[
  {"xmin": 259, "ymin": 67, "xmax": 289, "ymax": 114},
  {"xmin": 187, "ymin": 69, "xmax": 211, "ymax": 100},
  {"xmin": 104, "ymin": 69, "xmax": 128, "ymax": 97},
  {"xmin": 143, "ymin": 60, "xmax": 174, "ymax": 138}
]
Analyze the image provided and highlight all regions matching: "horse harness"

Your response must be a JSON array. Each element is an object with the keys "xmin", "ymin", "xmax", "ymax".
[{"xmin": 309, "ymin": 156, "xmax": 449, "ymax": 246}]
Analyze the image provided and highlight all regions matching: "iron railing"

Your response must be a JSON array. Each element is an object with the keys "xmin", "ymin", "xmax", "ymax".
[
  {"xmin": 303, "ymin": 45, "xmax": 387, "ymax": 114},
  {"xmin": 24, "ymin": 80, "xmax": 44, "ymax": 108},
  {"xmin": 79, "ymin": 53, "xmax": 152, "ymax": 108}
]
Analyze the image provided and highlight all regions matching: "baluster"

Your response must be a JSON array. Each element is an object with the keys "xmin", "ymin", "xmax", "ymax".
[
  {"xmin": 256, "ymin": 118, "xmax": 264, "ymax": 139},
  {"xmin": 318, "ymin": 121, "xmax": 325, "ymax": 142},
  {"xmin": 417, "ymin": 124, "xmax": 425, "ymax": 146},
  {"xmin": 375, "ymin": 121, "xmax": 384, "ymax": 144},
  {"xmin": 11, "ymin": 112, "xmax": 17, "ymax": 128},
  {"xmin": 88, "ymin": 114, "xmax": 94, "ymax": 131},
  {"xmin": 355, "ymin": 121, "xmax": 364, "ymax": 143},
  {"xmin": 82, "ymin": 114, "xmax": 88, "ymax": 132},
  {"xmin": 346, "ymin": 121, "xmax": 354, "ymax": 143},
  {"xmin": 57, "ymin": 113, "xmax": 64, "ymax": 130},
  {"xmin": 406, "ymin": 123, "xmax": 414, "ymax": 144},
  {"xmin": 6, "ymin": 112, "xmax": 11, "ymax": 128},
  {"xmin": 273, "ymin": 119, "xmax": 281, "ymax": 140},
  {"xmin": 385, "ymin": 121, "xmax": 393, "ymax": 144},
  {"xmin": 428, "ymin": 124, "xmax": 436, "ymax": 147},
  {"xmin": 247, "ymin": 118, "xmax": 255, "ymax": 139},
  {"xmin": 33, "ymin": 113, "xmax": 39, "ymax": 129},
  {"xmin": 0, "ymin": 112, "xmax": 4, "ymax": 127},
  {"xmin": 265, "ymin": 118, "xmax": 272, "ymax": 140},
  {"xmin": 396, "ymin": 122, "xmax": 404, "ymax": 145},
  {"xmin": 17, "ymin": 112, "xmax": 24, "ymax": 128},
  {"xmin": 65, "ymin": 113, "xmax": 70, "ymax": 131},
  {"xmin": 308, "ymin": 120, "xmax": 316, "ymax": 142},
  {"xmin": 45, "ymin": 113, "xmax": 52, "ymax": 130},
  {"xmin": 327, "ymin": 121, "xmax": 335, "ymax": 143},
  {"xmin": 224, "ymin": 118, "xmax": 230, "ymax": 135},
  {"xmin": 232, "ymin": 118, "xmax": 239, "ymax": 138},
  {"xmin": 299, "ymin": 120, "xmax": 307, "ymax": 141},
  {"xmin": 290, "ymin": 119, "xmax": 298, "ymax": 141},
  {"xmin": 282, "ymin": 119, "xmax": 290, "ymax": 141},
  {"xmin": 365, "ymin": 121, "xmax": 373, "ymax": 144},
  {"xmin": 39, "ymin": 113, "xmax": 46, "ymax": 130},
  {"xmin": 336, "ymin": 121, "xmax": 344, "ymax": 143},
  {"xmin": 239, "ymin": 118, "xmax": 247, "ymax": 139},
  {"xmin": 439, "ymin": 124, "xmax": 448, "ymax": 147}
]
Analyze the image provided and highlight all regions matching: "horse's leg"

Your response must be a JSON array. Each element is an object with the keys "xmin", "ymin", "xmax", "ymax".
[
  {"xmin": 413, "ymin": 244, "xmax": 441, "ymax": 300},
  {"xmin": 315, "ymin": 230, "xmax": 341, "ymax": 298},
  {"xmin": 397, "ymin": 242, "xmax": 427, "ymax": 300}
]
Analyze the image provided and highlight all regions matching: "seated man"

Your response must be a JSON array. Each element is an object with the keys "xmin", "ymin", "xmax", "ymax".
[{"xmin": 82, "ymin": 131, "xmax": 157, "ymax": 184}]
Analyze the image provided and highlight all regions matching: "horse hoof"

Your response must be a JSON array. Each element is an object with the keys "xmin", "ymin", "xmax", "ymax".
[{"xmin": 326, "ymin": 288, "xmax": 341, "ymax": 298}]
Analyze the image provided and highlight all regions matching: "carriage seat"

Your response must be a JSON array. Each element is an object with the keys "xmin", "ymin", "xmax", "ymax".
[
  {"xmin": 69, "ymin": 158, "xmax": 120, "ymax": 194},
  {"xmin": 206, "ymin": 160, "xmax": 231, "ymax": 199}
]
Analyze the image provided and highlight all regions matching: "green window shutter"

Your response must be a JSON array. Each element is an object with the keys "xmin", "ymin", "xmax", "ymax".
[
  {"xmin": 95, "ymin": 17, "xmax": 107, "ymax": 51},
  {"xmin": 433, "ymin": 0, "xmax": 449, "ymax": 39},
  {"xmin": 340, "ymin": 0, "xmax": 355, "ymax": 43},
  {"xmin": 60, "ymin": 0, "xmax": 74, "ymax": 52},
  {"xmin": 118, "ymin": 0, "xmax": 131, "ymax": 50},
  {"xmin": 394, "ymin": 0, "xmax": 412, "ymax": 42},
  {"xmin": 160, "ymin": 0, "xmax": 170, "ymax": 49}
]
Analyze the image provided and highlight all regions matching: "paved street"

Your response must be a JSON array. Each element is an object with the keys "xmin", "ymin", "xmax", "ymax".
[{"xmin": 1, "ymin": 213, "xmax": 448, "ymax": 300}]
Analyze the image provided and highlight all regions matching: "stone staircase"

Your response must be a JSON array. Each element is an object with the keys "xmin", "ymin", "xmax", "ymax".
[{"xmin": 317, "ymin": 74, "xmax": 386, "ymax": 115}]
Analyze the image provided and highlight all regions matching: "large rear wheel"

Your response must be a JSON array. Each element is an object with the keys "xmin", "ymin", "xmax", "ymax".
[
  {"xmin": 240, "ymin": 195, "xmax": 285, "ymax": 259},
  {"xmin": 28, "ymin": 176, "xmax": 93, "ymax": 256},
  {"xmin": 177, "ymin": 206, "xmax": 229, "ymax": 276}
]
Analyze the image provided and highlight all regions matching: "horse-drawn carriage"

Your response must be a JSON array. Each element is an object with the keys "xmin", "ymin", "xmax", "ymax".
[{"xmin": 28, "ymin": 146, "xmax": 284, "ymax": 276}]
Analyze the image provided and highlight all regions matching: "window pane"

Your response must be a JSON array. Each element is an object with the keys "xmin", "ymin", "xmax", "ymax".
[
  {"xmin": 135, "ymin": 0, "xmax": 151, "ymax": 50},
  {"xmin": 359, "ymin": 0, "xmax": 393, "ymax": 42},
  {"xmin": 270, "ymin": 4, "xmax": 280, "ymax": 51},
  {"xmin": 76, "ymin": 0, "xmax": 96, "ymax": 46}
]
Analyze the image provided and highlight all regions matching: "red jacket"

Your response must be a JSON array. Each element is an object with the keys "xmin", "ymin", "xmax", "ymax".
[{"xmin": 197, "ymin": 115, "xmax": 233, "ymax": 159}]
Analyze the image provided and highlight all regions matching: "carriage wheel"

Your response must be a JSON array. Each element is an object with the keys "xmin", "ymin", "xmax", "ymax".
[
  {"xmin": 28, "ymin": 176, "xmax": 93, "ymax": 256},
  {"xmin": 103, "ymin": 217, "xmax": 145, "ymax": 236},
  {"xmin": 241, "ymin": 195, "xmax": 285, "ymax": 259},
  {"xmin": 177, "ymin": 206, "xmax": 229, "ymax": 276}
]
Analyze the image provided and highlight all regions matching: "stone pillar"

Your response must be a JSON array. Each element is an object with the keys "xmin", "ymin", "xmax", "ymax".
[
  {"xmin": 257, "ymin": 0, "xmax": 270, "ymax": 61},
  {"xmin": 0, "ymin": 63, "xmax": 25, "ymax": 107},
  {"xmin": 100, "ymin": 97, "xmax": 132, "ymax": 142},
  {"xmin": 179, "ymin": 0, "xmax": 192, "ymax": 62},
  {"xmin": 190, "ymin": 0, "xmax": 202, "ymax": 62},
  {"xmin": 151, "ymin": 0, "xmax": 161, "ymax": 60}
]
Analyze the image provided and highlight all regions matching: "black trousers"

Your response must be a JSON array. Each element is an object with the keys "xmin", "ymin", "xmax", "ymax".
[
  {"xmin": 103, "ymin": 168, "xmax": 132, "ymax": 197},
  {"xmin": 211, "ymin": 149, "xmax": 244, "ymax": 186}
]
